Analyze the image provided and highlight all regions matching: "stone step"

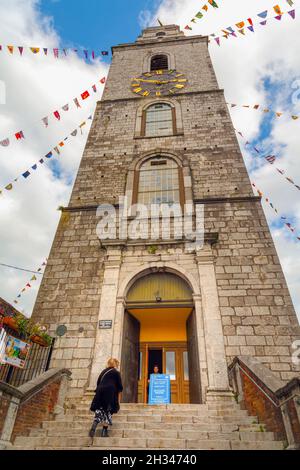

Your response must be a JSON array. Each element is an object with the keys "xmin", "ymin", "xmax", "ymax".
[
  {"xmin": 12, "ymin": 435, "xmax": 283, "ymax": 451},
  {"xmin": 29, "ymin": 427, "xmax": 276, "ymax": 442}
]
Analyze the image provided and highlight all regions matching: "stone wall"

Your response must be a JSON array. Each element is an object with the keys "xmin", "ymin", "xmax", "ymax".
[{"xmin": 11, "ymin": 379, "xmax": 60, "ymax": 441}]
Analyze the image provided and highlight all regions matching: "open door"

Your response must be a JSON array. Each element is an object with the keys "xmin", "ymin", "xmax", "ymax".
[
  {"xmin": 120, "ymin": 311, "xmax": 140, "ymax": 403},
  {"xmin": 186, "ymin": 310, "xmax": 202, "ymax": 403}
]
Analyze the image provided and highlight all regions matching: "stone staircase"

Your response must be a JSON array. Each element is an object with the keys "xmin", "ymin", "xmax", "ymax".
[{"xmin": 11, "ymin": 392, "xmax": 285, "ymax": 450}]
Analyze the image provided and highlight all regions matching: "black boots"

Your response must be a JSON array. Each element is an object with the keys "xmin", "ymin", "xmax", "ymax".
[
  {"xmin": 101, "ymin": 426, "xmax": 109, "ymax": 437},
  {"xmin": 88, "ymin": 420, "xmax": 98, "ymax": 438}
]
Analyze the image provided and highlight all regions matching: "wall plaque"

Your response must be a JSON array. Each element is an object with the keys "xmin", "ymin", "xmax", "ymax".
[{"xmin": 99, "ymin": 320, "xmax": 113, "ymax": 329}]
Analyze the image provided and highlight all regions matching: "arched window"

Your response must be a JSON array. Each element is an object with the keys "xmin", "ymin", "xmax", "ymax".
[
  {"xmin": 150, "ymin": 54, "xmax": 168, "ymax": 71},
  {"xmin": 136, "ymin": 156, "xmax": 183, "ymax": 207},
  {"xmin": 143, "ymin": 103, "xmax": 174, "ymax": 137}
]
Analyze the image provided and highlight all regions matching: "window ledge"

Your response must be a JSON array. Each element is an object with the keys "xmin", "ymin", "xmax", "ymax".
[{"xmin": 134, "ymin": 132, "xmax": 184, "ymax": 140}]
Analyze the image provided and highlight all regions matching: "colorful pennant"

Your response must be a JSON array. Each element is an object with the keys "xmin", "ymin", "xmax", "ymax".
[
  {"xmin": 0, "ymin": 44, "xmax": 109, "ymax": 60},
  {"xmin": 184, "ymin": 0, "xmax": 220, "ymax": 31},
  {"xmin": 0, "ymin": 114, "xmax": 93, "ymax": 197},
  {"xmin": 252, "ymin": 182, "xmax": 300, "ymax": 241},
  {"xmin": 0, "ymin": 77, "xmax": 106, "ymax": 149},
  {"xmin": 211, "ymin": 6, "xmax": 296, "ymax": 46},
  {"xmin": 235, "ymin": 129, "xmax": 300, "ymax": 194},
  {"xmin": 226, "ymin": 102, "xmax": 299, "ymax": 122},
  {"xmin": 13, "ymin": 260, "xmax": 47, "ymax": 305}
]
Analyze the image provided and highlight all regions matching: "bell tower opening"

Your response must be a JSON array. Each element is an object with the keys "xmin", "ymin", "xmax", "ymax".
[{"xmin": 120, "ymin": 271, "xmax": 202, "ymax": 404}]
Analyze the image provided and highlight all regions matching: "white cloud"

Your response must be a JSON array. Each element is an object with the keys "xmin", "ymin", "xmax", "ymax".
[
  {"xmin": 144, "ymin": 0, "xmax": 300, "ymax": 320},
  {"xmin": 0, "ymin": 0, "xmax": 108, "ymax": 316}
]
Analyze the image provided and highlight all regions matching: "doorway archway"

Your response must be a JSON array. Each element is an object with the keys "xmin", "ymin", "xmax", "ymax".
[{"xmin": 120, "ymin": 271, "xmax": 202, "ymax": 404}]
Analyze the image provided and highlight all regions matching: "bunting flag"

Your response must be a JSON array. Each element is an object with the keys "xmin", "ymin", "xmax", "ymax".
[
  {"xmin": 234, "ymin": 128, "xmax": 300, "ymax": 194},
  {"xmin": 0, "ymin": 114, "xmax": 94, "ymax": 197},
  {"xmin": 13, "ymin": 260, "xmax": 47, "ymax": 305},
  {"xmin": 184, "ymin": 0, "xmax": 220, "ymax": 30},
  {"xmin": 0, "ymin": 77, "xmax": 106, "ymax": 148},
  {"xmin": 226, "ymin": 101, "xmax": 299, "ymax": 122},
  {"xmin": 252, "ymin": 182, "xmax": 300, "ymax": 241},
  {"xmin": 0, "ymin": 43, "xmax": 109, "ymax": 60},
  {"xmin": 211, "ymin": 5, "xmax": 296, "ymax": 46}
]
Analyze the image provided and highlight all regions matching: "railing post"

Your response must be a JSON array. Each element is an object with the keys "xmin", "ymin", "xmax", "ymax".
[
  {"xmin": 54, "ymin": 371, "xmax": 72, "ymax": 419},
  {"xmin": 0, "ymin": 394, "xmax": 20, "ymax": 449}
]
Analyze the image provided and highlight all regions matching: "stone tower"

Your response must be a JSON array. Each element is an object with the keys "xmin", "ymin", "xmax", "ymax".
[{"xmin": 31, "ymin": 25, "xmax": 300, "ymax": 403}]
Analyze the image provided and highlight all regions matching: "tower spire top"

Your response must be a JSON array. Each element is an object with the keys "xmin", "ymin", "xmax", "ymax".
[{"xmin": 157, "ymin": 19, "xmax": 163, "ymax": 27}]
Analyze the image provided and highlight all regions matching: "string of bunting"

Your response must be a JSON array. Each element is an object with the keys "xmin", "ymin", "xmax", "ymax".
[
  {"xmin": 227, "ymin": 102, "xmax": 299, "ymax": 121},
  {"xmin": 235, "ymin": 129, "xmax": 300, "ymax": 193},
  {"xmin": 211, "ymin": 4, "xmax": 296, "ymax": 46},
  {"xmin": 0, "ymin": 76, "xmax": 106, "ymax": 148},
  {"xmin": 252, "ymin": 182, "xmax": 300, "ymax": 241},
  {"xmin": 0, "ymin": 44, "xmax": 109, "ymax": 60},
  {"xmin": 184, "ymin": 0, "xmax": 220, "ymax": 31},
  {"xmin": 0, "ymin": 114, "xmax": 94, "ymax": 197},
  {"xmin": 13, "ymin": 260, "xmax": 47, "ymax": 306}
]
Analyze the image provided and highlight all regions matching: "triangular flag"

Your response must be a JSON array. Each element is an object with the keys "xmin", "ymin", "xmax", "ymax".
[
  {"xmin": 43, "ymin": 48, "xmax": 48, "ymax": 55},
  {"xmin": 53, "ymin": 48, "xmax": 59, "ymax": 58},
  {"xmin": 214, "ymin": 37, "xmax": 220, "ymax": 46},
  {"xmin": 257, "ymin": 10, "xmax": 268, "ymax": 19},
  {"xmin": 22, "ymin": 171, "xmax": 30, "ymax": 179},
  {"xmin": 236, "ymin": 22, "xmax": 245, "ymax": 29},
  {"xmin": 7, "ymin": 45, "xmax": 14, "ymax": 54},
  {"xmin": 84, "ymin": 50, "xmax": 88, "ymax": 59},
  {"xmin": 62, "ymin": 104, "xmax": 69, "ymax": 112},
  {"xmin": 291, "ymin": 115, "xmax": 299, "ymax": 120},
  {"xmin": 288, "ymin": 9, "xmax": 296, "ymax": 19},
  {"xmin": 276, "ymin": 112, "xmax": 283, "ymax": 117},
  {"xmin": 74, "ymin": 97, "xmax": 81, "ymax": 108},
  {"xmin": 202, "ymin": 5, "xmax": 208, "ymax": 12},
  {"xmin": 42, "ymin": 117, "xmax": 49, "ymax": 127},
  {"xmin": 195, "ymin": 12, "xmax": 203, "ymax": 19},
  {"xmin": 208, "ymin": 0, "xmax": 218, "ymax": 8},
  {"xmin": 54, "ymin": 146, "xmax": 60, "ymax": 154},
  {"xmin": 5, "ymin": 184, "xmax": 13, "ymax": 191},
  {"xmin": 15, "ymin": 131, "xmax": 25, "ymax": 140},
  {"xmin": 30, "ymin": 47, "xmax": 40, "ymax": 54},
  {"xmin": 81, "ymin": 91, "xmax": 90, "ymax": 100},
  {"xmin": 54, "ymin": 111, "xmax": 60, "ymax": 120},
  {"xmin": 92, "ymin": 85, "xmax": 97, "ymax": 93},
  {"xmin": 273, "ymin": 5, "xmax": 283, "ymax": 15},
  {"xmin": 18, "ymin": 46, "xmax": 24, "ymax": 56},
  {"xmin": 184, "ymin": 25, "xmax": 192, "ymax": 30},
  {"xmin": 71, "ymin": 130, "xmax": 78, "ymax": 137},
  {"xmin": 45, "ymin": 152, "xmax": 53, "ymax": 159},
  {"xmin": 31, "ymin": 275, "xmax": 37, "ymax": 281},
  {"xmin": 100, "ymin": 77, "xmax": 106, "ymax": 84},
  {"xmin": 0, "ymin": 138, "xmax": 10, "ymax": 147},
  {"xmin": 275, "ymin": 15, "xmax": 283, "ymax": 21},
  {"xmin": 31, "ymin": 164, "xmax": 37, "ymax": 170},
  {"xmin": 247, "ymin": 26, "xmax": 255, "ymax": 33},
  {"xmin": 260, "ymin": 20, "xmax": 267, "ymax": 26}
]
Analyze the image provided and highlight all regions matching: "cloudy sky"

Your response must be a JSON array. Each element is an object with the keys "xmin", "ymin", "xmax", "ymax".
[{"xmin": 0, "ymin": 0, "xmax": 299, "ymax": 320}]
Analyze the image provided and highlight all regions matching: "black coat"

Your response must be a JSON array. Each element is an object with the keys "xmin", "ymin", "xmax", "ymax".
[{"xmin": 90, "ymin": 367, "xmax": 123, "ymax": 414}]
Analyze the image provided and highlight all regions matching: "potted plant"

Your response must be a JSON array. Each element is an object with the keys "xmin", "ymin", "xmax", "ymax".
[
  {"xmin": 3, "ymin": 315, "xmax": 19, "ymax": 331},
  {"xmin": 30, "ymin": 324, "xmax": 52, "ymax": 347}
]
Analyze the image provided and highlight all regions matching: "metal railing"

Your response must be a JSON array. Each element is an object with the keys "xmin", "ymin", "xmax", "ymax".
[{"xmin": 0, "ymin": 324, "xmax": 54, "ymax": 387}]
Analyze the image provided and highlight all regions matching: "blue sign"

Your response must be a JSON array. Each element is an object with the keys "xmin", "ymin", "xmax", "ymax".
[{"xmin": 148, "ymin": 373, "xmax": 171, "ymax": 404}]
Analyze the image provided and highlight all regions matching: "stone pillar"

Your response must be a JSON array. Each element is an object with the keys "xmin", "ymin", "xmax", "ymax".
[
  {"xmin": 88, "ymin": 246, "xmax": 122, "ymax": 388},
  {"xmin": 0, "ymin": 395, "xmax": 20, "ymax": 450},
  {"xmin": 54, "ymin": 372, "xmax": 72, "ymax": 419},
  {"xmin": 196, "ymin": 244, "xmax": 231, "ymax": 397},
  {"xmin": 193, "ymin": 294, "xmax": 209, "ymax": 403}
]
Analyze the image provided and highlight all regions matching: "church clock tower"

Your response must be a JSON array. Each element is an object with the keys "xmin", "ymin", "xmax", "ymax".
[{"xmin": 31, "ymin": 25, "xmax": 299, "ymax": 403}]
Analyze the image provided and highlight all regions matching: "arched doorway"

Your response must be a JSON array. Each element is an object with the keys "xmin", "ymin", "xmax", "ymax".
[{"xmin": 120, "ymin": 271, "xmax": 202, "ymax": 404}]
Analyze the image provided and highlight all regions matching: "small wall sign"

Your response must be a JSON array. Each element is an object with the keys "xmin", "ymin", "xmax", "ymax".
[{"xmin": 99, "ymin": 320, "xmax": 112, "ymax": 329}]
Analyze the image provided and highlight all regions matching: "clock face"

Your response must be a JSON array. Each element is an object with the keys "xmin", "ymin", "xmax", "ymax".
[{"xmin": 131, "ymin": 69, "xmax": 187, "ymax": 97}]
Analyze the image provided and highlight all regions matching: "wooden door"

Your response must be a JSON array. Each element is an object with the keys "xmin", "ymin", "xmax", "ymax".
[
  {"xmin": 120, "ymin": 311, "xmax": 140, "ymax": 403},
  {"xmin": 186, "ymin": 310, "xmax": 202, "ymax": 403}
]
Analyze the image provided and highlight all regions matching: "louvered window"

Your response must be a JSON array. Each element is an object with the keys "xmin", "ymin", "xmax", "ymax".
[{"xmin": 150, "ymin": 54, "xmax": 168, "ymax": 71}]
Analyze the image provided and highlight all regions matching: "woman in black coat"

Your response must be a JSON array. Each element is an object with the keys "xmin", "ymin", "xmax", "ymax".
[{"xmin": 89, "ymin": 358, "xmax": 123, "ymax": 438}]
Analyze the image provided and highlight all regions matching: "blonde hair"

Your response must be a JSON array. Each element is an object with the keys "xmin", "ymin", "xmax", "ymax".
[{"xmin": 107, "ymin": 357, "xmax": 119, "ymax": 368}]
